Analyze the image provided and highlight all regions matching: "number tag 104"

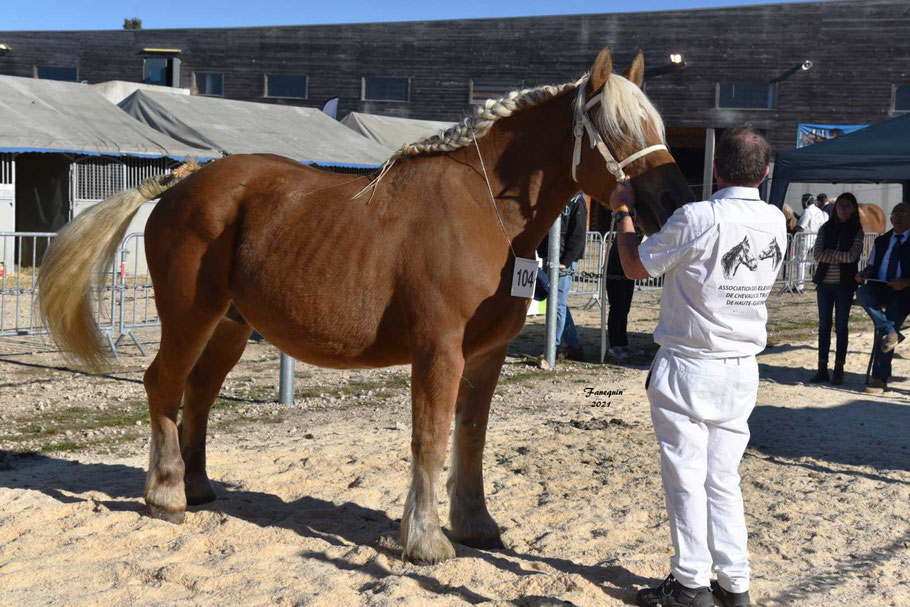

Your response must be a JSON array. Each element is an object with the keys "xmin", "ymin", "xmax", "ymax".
[{"xmin": 510, "ymin": 257, "xmax": 538, "ymax": 298}]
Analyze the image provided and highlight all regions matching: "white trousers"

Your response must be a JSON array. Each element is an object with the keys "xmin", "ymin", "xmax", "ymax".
[{"xmin": 646, "ymin": 348, "xmax": 758, "ymax": 594}]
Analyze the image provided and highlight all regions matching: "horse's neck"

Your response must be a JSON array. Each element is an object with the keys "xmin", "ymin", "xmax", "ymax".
[{"xmin": 447, "ymin": 91, "xmax": 579, "ymax": 257}]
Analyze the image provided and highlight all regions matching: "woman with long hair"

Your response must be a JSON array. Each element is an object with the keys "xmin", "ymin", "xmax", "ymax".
[{"xmin": 810, "ymin": 192, "xmax": 864, "ymax": 384}]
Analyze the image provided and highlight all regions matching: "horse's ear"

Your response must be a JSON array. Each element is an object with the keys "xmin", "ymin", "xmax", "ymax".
[
  {"xmin": 624, "ymin": 50, "xmax": 645, "ymax": 88},
  {"xmin": 589, "ymin": 46, "xmax": 613, "ymax": 95}
]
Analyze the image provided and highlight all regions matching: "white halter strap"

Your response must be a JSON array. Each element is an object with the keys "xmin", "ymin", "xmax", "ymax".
[{"xmin": 571, "ymin": 75, "xmax": 667, "ymax": 183}]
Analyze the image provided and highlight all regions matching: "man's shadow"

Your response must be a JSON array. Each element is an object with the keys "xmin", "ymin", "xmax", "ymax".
[
  {"xmin": 0, "ymin": 452, "xmax": 648, "ymax": 604},
  {"xmin": 749, "ymin": 398, "xmax": 910, "ymax": 479}
]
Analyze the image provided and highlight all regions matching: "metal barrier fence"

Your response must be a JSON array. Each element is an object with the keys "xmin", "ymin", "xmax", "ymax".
[
  {"xmin": 568, "ymin": 232, "xmax": 606, "ymax": 303},
  {"xmin": 0, "ymin": 232, "xmax": 157, "ymax": 358},
  {"xmin": 115, "ymin": 232, "xmax": 159, "ymax": 355},
  {"xmin": 602, "ymin": 231, "xmax": 665, "ymax": 291},
  {"xmin": 778, "ymin": 231, "xmax": 877, "ymax": 293},
  {"xmin": 0, "ymin": 232, "xmax": 57, "ymax": 337},
  {"xmin": 568, "ymin": 231, "xmax": 668, "ymax": 305}
]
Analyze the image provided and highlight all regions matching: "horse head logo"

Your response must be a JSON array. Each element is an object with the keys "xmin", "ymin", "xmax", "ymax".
[
  {"xmin": 721, "ymin": 235, "xmax": 758, "ymax": 279},
  {"xmin": 758, "ymin": 237, "xmax": 783, "ymax": 270}
]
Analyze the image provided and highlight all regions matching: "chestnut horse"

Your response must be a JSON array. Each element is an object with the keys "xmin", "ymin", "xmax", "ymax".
[
  {"xmin": 38, "ymin": 46, "xmax": 693, "ymax": 564},
  {"xmin": 859, "ymin": 203, "xmax": 886, "ymax": 234}
]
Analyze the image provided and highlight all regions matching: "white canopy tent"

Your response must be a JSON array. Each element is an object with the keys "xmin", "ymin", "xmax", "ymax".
[
  {"xmin": 120, "ymin": 90, "xmax": 391, "ymax": 168},
  {"xmin": 340, "ymin": 112, "xmax": 455, "ymax": 151}
]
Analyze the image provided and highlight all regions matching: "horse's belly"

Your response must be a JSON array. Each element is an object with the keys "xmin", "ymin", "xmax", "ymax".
[{"xmin": 232, "ymin": 282, "xmax": 410, "ymax": 369}]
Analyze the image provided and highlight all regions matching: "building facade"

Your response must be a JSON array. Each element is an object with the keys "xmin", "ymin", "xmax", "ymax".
[{"xmin": 1, "ymin": 0, "xmax": 908, "ymax": 206}]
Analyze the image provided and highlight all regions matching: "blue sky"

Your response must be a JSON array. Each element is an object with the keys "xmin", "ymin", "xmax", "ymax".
[{"xmin": 5, "ymin": 0, "xmax": 820, "ymax": 30}]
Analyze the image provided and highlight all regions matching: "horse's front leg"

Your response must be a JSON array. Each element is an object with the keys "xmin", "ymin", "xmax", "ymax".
[
  {"xmin": 447, "ymin": 344, "xmax": 508, "ymax": 549},
  {"xmin": 401, "ymin": 343, "xmax": 464, "ymax": 564}
]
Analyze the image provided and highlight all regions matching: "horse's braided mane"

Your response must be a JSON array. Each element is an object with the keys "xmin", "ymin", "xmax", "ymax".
[
  {"xmin": 390, "ymin": 73, "xmax": 665, "ymax": 161},
  {"xmin": 389, "ymin": 81, "xmax": 578, "ymax": 160},
  {"xmin": 352, "ymin": 73, "xmax": 664, "ymax": 199}
]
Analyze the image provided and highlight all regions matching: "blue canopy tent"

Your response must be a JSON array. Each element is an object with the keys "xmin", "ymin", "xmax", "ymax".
[{"xmin": 770, "ymin": 113, "xmax": 910, "ymax": 209}]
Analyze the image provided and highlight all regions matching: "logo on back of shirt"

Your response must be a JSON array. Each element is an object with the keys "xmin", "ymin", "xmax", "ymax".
[
  {"xmin": 758, "ymin": 237, "xmax": 783, "ymax": 270},
  {"xmin": 721, "ymin": 236, "xmax": 783, "ymax": 279},
  {"xmin": 721, "ymin": 236, "xmax": 757, "ymax": 278}
]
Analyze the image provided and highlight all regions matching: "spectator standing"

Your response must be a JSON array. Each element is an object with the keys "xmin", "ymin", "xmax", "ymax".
[
  {"xmin": 810, "ymin": 193, "xmax": 864, "ymax": 385},
  {"xmin": 818, "ymin": 193, "xmax": 833, "ymax": 218},
  {"xmin": 795, "ymin": 194, "xmax": 827, "ymax": 293},
  {"xmin": 538, "ymin": 192, "xmax": 587, "ymax": 360},
  {"xmin": 605, "ymin": 226, "xmax": 639, "ymax": 359},
  {"xmin": 857, "ymin": 202, "xmax": 910, "ymax": 393}
]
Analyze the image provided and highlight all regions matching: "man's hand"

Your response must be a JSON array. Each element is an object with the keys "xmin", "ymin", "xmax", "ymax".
[
  {"xmin": 856, "ymin": 272, "xmax": 867, "ymax": 284},
  {"xmin": 888, "ymin": 277, "xmax": 910, "ymax": 291},
  {"xmin": 608, "ymin": 182, "xmax": 635, "ymax": 212}
]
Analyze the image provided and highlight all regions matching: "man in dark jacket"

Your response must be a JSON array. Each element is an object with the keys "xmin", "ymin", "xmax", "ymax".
[
  {"xmin": 857, "ymin": 202, "xmax": 910, "ymax": 393},
  {"xmin": 537, "ymin": 192, "xmax": 587, "ymax": 360}
]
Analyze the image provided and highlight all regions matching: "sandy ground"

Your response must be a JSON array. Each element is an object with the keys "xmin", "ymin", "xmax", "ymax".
[{"xmin": 1, "ymin": 290, "xmax": 909, "ymax": 606}]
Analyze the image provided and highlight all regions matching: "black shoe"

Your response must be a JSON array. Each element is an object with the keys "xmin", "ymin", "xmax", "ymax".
[
  {"xmin": 556, "ymin": 346, "xmax": 584, "ymax": 361},
  {"xmin": 710, "ymin": 580, "xmax": 751, "ymax": 607},
  {"xmin": 636, "ymin": 575, "xmax": 713, "ymax": 607},
  {"xmin": 831, "ymin": 362, "xmax": 844, "ymax": 385},
  {"xmin": 808, "ymin": 366, "xmax": 829, "ymax": 383}
]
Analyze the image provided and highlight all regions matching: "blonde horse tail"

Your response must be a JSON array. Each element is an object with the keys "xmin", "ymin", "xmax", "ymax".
[{"xmin": 38, "ymin": 160, "xmax": 200, "ymax": 374}]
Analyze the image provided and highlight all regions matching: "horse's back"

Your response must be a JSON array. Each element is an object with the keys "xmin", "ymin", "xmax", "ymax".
[{"xmin": 859, "ymin": 203, "xmax": 886, "ymax": 234}]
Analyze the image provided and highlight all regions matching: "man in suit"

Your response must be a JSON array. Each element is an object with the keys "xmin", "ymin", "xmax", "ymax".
[{"xmin": 856, "ymin": 202, "xmax": 910, "ymax": 393}]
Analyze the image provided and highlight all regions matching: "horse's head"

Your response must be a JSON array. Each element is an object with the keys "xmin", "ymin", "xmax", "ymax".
[
  {"xmin": 739, "ymin": 236, "xmax": 758, "ymax": 270},
  {"xmin": 573, "ymin": 47, "xmax": 695, "ymax": 235}
]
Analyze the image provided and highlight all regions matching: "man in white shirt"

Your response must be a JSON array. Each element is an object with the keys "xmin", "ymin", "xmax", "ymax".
[
  {"xmin": 795, "ymin": 195, "xmax": 828, "ymax": 293},
  {"xmin": 610, "ymin": 127, "xmax": 786, "ymax": 607},
  {"xmin": 856, "ymin": 202, "xmax": 910, "ymax": 393},
  {"xmin": 817, "ymin": 193, "xmax": 833, "ymax": 217}
]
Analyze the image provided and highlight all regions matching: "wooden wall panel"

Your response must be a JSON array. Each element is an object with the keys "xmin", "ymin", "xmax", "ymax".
[{"xmin": 1, "ymin": 0, "xmax": 908, "ymax": 153}]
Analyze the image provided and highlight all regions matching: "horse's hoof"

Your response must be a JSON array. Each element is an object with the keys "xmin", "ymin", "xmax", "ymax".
[
  {"xmin": 458, "ymin": 535, "xmax": 506, "ymax": 550},
  {"xmin": 402, "ymin": 530, "xmax": 456, "ymax": 565},
  {"xmin": 185, "ymin": 477, "xmax": 217, "ymax": 506},
  {"xmin": 147, "ymin": 504, "xmax": 186, "ymax": 524}
]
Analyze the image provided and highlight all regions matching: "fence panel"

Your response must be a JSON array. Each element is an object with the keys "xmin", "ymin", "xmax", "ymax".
[
  {"xmin": 0, "ymin": 232, "xmax": 118, "ymax": 344},
  {"xmin": 569, "ymin": 232, "xmax": 605, "ymax": 297},
  {"xmin": 601, "ymin": 231, "xmax": 665, "ymax": 291},
  {"xmin": 114, "ymin": 232, "xmax": 159, "ymax": 355}
]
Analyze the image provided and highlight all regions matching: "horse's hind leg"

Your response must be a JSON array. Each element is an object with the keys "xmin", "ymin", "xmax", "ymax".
[
  {"xmin": 180, "ymin": 316, "xmax": 253, "ymax": 505},
  {"xmin": 144, "ymin": 312, "xmax": 224, "ymax": 523},
  {"xmin": 447, "ymin": 345, "xmax": 507, "ymax": 549},
  {"xmin": 401, "ymin": 343, "xmax": 465, "ymax": 564}
]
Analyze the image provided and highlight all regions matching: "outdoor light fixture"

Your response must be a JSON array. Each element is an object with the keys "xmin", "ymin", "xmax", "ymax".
[
  {"xmin": 772, "ymin": 59, "xmax": 815, "ymax": 83},
  {"xmin": 645, "ymin": 53, "xmax": 687, "ymax": 78},
  {"xmin": 0, "ymin": 43, "xmax": 10, "ymax": 56}
]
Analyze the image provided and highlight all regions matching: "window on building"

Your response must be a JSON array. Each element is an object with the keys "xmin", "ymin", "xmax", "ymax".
[
  {"xmin": 362, "ymin": 76, "xmax": 409, "ymax": 102},
  {"xmin": 265, "ymin": 74, "xmax": 308, "ymax": 99},
  {"xmin": 894, "ymin": 85, "xmax": 910, "ymax": 112},
  {"xmin": 469, "ymin": 79, "xmax": 522, "ymax": 104},
  {"xmin": 193, "ymin": 72, "xmax": 223, "ymax": 96},
  {"xmin": 143, "ymin": 57, "xmax": 180, "ymax": 86},
  {"xmin": 35, "ymin": 66, "xmax": 78, "ymax": 81},
  {"xmin": 716, "ymin": 83, "xmax": 776, "ymax": 109}
]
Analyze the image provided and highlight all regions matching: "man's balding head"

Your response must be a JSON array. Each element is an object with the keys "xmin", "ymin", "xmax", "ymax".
[{"xmin": 714, "ymin": 127, "xmax": 771, "ymax": 188}]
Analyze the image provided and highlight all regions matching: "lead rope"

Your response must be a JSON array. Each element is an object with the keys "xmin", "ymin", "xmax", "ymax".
[{"xmin": 473, "ymin": 134, "xmax": 517, "ymax": 258}]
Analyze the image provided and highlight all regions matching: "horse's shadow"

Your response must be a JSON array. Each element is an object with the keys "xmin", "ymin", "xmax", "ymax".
[{"xmin": 0, "ymin": 452, "xmax": 647, "ymax": 605}]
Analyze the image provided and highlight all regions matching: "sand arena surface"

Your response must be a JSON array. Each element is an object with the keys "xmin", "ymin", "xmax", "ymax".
[{"xmin": 1, "ymin": 292, "xmax": 908, "ymax": 606}]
